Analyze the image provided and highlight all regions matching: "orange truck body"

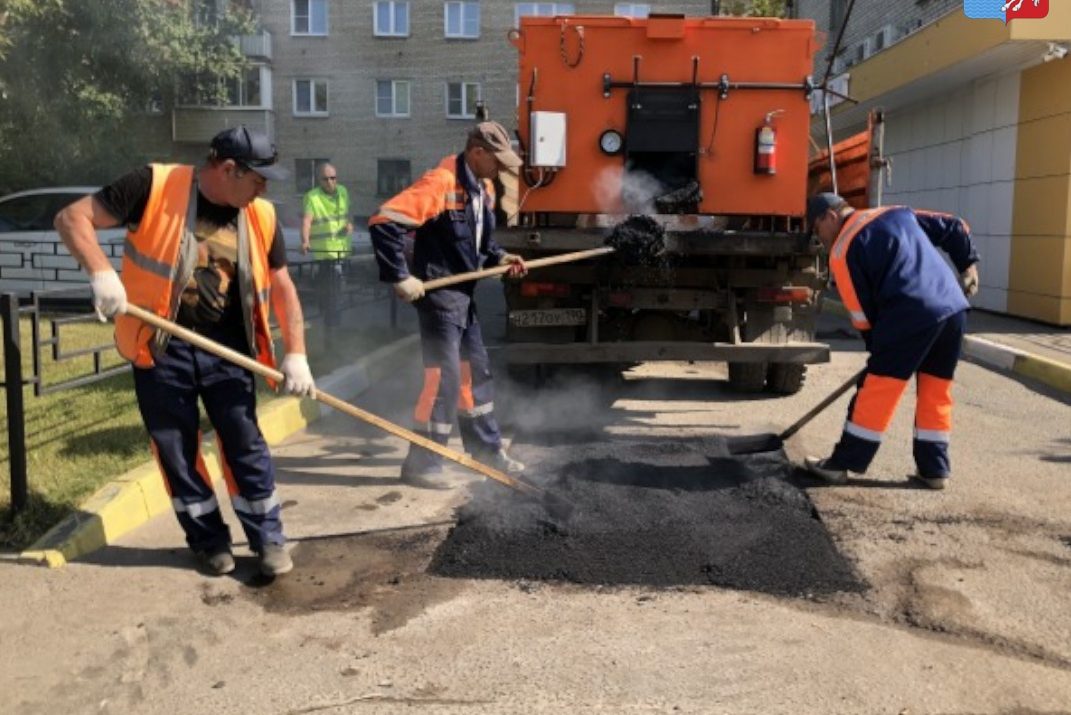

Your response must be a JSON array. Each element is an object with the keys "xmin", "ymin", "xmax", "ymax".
[{"xmin": 512, "ymin": 15, "xmax": 819, "ymax": 217}]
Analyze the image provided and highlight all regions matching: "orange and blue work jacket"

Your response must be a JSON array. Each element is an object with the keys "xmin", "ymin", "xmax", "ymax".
[
  {"xmin": 369, "ymin": 153, "xmax": 506, "ymax": 326},
  {"xmin": 114, "ymin": 163, "xmax": 277, "ymax": 372},
  {"xmin": 829, "ymin": 206, "xmax": 978, "ymax": 352}
]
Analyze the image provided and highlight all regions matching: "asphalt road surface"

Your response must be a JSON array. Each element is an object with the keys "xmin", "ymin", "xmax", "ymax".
[{"xmin": 2, "ymin": 305, "xmax": 1070, "ymax": 714}]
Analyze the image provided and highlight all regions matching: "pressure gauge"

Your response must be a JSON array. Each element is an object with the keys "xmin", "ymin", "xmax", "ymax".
[{"xmin": 599, "ymin": 129, "xmax": 624, "ymax": 155}]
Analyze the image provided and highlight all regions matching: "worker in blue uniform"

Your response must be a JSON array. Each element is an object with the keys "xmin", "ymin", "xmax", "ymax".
[
  {"xmin": 369, "ymin": 121, "xmax": 528, "ymax": 489},
  {"xmin": 803, "ymin": 193, "xmax": 980, "ymax": 490}
]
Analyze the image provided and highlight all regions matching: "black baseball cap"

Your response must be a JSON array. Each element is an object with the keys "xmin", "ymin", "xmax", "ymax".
[
  {"xmin": 806, "ymin": 192, "xmax": 847, "ymax": 232},
  {"xmin": 209, "ymin": 126, "xmax": 288, "ymax": 181}
]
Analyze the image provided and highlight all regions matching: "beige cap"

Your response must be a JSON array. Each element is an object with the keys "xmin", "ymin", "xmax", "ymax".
[{"xmin": 468, "ymin": 121, "xmax": 523, "ymax": 169}]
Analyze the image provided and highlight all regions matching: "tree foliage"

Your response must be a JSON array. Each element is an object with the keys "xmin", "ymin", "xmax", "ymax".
[
  {"xmin": 0, "ymin": 0, "xmax": 253, "ymax": 193},
  {"xmin": 720, "ymin": 0, "xmax": 791, "ymax": 18}
]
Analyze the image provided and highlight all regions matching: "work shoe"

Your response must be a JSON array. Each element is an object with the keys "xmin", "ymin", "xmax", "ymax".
[
  {"xmin": 486, "ymin": 449, "xmax": 525, "ymax": 474},
  {"xmin": 910, "ymin": 473, "xmax": 948, "ymax": 491},
  {"xmin": 197, "ymin": 546, "xmax": 235, "ymax": 576},
  {"xmin": 803, "ymin": 456, "xmax": 849, "ymax": 485},
  {"xmin": 400, "ymin": 469, "xmax": 453, "ymax": 491},
  {"xmin": 257, "ymin": 544, "xmax": 293, "ymax": 576}
]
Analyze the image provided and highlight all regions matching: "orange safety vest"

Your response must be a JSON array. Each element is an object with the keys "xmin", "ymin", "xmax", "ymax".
[
  {"xmin": 114, "ymin": 163, "xmax": 277, "ymax": 371},
  {"xmin": 828, "ymin": 207, "xmax": 894, "ymax": 332}
]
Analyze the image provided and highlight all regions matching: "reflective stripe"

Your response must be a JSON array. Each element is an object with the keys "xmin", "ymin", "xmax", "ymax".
[
  {"xmin": 428, "ymin": 421, "xmax": 453, "ymax": 436},
  {"xmin": 845, "ymin": 421, "xmax": 883, "ymax": 442},
  {"xmin": 231, "ymin": 493, "xmax": 280, "ymax": 516},
  {"xmin": 914, "ymin": 428, "xmax": 950, "ymax": 443},
  {"xmin": 257, "ymin": 288, "xmax": 270, "ymax": 305},
  {"xmin": 172, "ymin": 495, "xmax": 219, "ymax": 518},
  {"xmin": 377, "ymin": 208, "xmax": 421, "ymax": 226},
  {"xmin": 460, "ymin": 401, "xmax": 494, "ymax": 418},
  {"xmin": 828, "ymin": 207, "xmax": 895, "ymax": 332},
  {"xmin": 123, "ymin": 237, "xmax": 173, "ymax": 278}
]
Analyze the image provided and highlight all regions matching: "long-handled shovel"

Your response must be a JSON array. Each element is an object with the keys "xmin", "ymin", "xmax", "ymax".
[
  {"xmin": 124, "ymin": 304, "xmax": 574, "ymax": 521},
  {"xmin": 421, "ymin": 247, "xmax": 615, "ymax": 291},
  {"xmin": 728, "ymin": 367, "xmax": 867, "ymax": 455}
]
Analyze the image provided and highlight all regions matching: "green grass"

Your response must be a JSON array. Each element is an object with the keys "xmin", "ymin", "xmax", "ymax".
[{"xmin": 0, "ymin": 313, "xmax": 404, "ymax": 549}]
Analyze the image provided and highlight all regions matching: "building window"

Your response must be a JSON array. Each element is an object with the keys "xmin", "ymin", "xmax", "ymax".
[
  {"xmin": 445, "ymin": 1, "xmax": 480, "ymax": 38},
  {"xmin": 292, "ymin": 0, "xmax": 328, "ymax": 35},
  {"xmin": 378, "ymin": 159, "xmax": 412, "ymax": 196},
  {"xmin": 374, "ymin": 1, "xmax": 410, "ymax": 37},
  {"xmin": 376, "ymin": 80, "xmax": 411, "ymax": 117},
  {"xmin": 446, "ymin": 82, "xmax": 481, "ymax": 119},
  {"xmin": 226, "ymin": 66, "xmax": 269, "ymax": 108},
  {"xmin": 295, "ymin": 158, "xmax": 331, "ymax": 193},
  {"xmin": 293, "ymin": 79, "xmax": 328, "ymax": 116},
  {"xmin": 514, "ymin": 2, "xmax": 574, "ymax": 25},
  {"xmin": 613, "ymin": 3, "xmax": 649, "ymax": 17}
]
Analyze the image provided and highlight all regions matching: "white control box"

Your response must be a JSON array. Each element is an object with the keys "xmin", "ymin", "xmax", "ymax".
[{"xmin": 529, "ymin": 111, "xmax": 567, "ymax": 168}]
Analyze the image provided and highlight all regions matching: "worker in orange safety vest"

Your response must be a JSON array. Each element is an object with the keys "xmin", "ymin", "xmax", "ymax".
[
  {"xmin": 803, "ymin": 193, "xmax": 980, "ymax": 490},
  {"xmin": 55, "ymin": 127, "xmax": 314, "ymax": 577}
]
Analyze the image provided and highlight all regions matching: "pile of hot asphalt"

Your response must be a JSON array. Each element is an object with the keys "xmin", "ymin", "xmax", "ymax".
[{"xmin": 430, "ymin": 439, "xmax": 864, "ymax": 598}]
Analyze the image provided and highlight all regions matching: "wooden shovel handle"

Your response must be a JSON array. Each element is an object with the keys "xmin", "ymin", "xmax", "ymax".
[
  {"xmin": 123, "ymin": 304, "xmax": 542, "ymax": 497},
  {"xmin": 422, "ymin": 246, "xmax": 615, "ymax": 291}
]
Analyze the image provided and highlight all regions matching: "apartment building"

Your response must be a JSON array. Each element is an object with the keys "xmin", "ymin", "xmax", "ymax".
[{"xmin": 799, "ymin": 0, "xmax": 1071, "ymax": 324}]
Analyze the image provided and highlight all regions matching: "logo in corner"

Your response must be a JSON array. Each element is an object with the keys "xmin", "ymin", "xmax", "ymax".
[{"xmin": 964, "ymin": 0, "xmax": 1049, "ymax": 23}]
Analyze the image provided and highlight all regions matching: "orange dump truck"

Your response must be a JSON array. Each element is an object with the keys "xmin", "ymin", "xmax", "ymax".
[{"xmin": 497, "ymin": 14, "xmax": 832, "ymax": 394}]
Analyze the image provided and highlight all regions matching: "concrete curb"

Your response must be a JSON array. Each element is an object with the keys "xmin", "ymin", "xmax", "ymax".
[
  {"xmin": 821, "ymin": 298, "xmax": 1071, "ymax": 396},
  {"xmin": 19, "ymin": 334, "xmax": 419, "ymax": 568}
]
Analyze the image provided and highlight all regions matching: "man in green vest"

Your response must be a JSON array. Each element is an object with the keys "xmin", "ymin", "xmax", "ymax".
[{"xmin": 300, "ymin": 163, "xmax": 352, "ymax": 259}]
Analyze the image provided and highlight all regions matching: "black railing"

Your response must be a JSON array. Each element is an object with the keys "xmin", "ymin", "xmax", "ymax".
[{"xmin": 1, "ymin": 252, "xmax": 399, "ymax": 514}]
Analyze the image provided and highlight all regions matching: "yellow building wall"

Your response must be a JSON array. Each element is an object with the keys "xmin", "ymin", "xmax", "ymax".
[{"xmin": 1009, "ymin": 58, "xmax": 1071, "ymax": 325}]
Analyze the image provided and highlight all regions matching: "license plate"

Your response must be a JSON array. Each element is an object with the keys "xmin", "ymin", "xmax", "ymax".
[{"xmin": 509, "ymin": 308, "xmax": 587, "ymax": 328}]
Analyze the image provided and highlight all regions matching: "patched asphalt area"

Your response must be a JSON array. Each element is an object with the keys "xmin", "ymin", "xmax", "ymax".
[{"xmin": 429, "ymin": 438, "xmax": 866, "ymax": 598}]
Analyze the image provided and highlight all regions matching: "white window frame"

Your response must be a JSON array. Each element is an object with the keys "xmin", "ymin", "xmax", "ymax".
[
  {"xmin": 444, "ymin": 1, "xmax": 480, "ymax": 39},
  {"xmin": 292, "ymin": 0, "xmax": 328, "ymax": 36},
  {"xmin": 374, "ymin": 1, "xmax": 410, "ymax": 37},
  {"xmin": 376, "ymin": 79, "xmax": 411, "ymax": 118},
  {"xmin": 514, "ymin": 3, "xmax": 574, "ymax": 26},
  {"xmin": 293, "ymin": 78, "xmax": 329, "ymax": 116},
  {"xmin": 226, "ymin": 65, "xmax": 271, "ymax": 109},
  {"xmin": 445, "ymin": 81, "xmax": 481, "ymax": 119},
  {"xmin": 613, "ymin": 3, "xmax": 650, "ymax": 18}
]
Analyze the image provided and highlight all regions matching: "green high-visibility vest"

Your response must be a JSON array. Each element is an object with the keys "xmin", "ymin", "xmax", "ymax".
[{"xmin": 304, "ymin": 185, "xmax": 352, "ymax": 258}]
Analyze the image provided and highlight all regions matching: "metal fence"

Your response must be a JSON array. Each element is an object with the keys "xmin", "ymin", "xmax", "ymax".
[{"xmin": 1, "ymin": 253, "xmax": 397, "ymax": 514}]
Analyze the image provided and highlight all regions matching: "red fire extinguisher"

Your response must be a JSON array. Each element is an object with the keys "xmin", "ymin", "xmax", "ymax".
[{"xmin": 755, "ymin": 110, "xmax": 784, "ymax": 176}]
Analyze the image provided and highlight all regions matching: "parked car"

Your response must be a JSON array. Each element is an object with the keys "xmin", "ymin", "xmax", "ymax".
[{"xmin": 0, "ymin": 187, "xmax": 124, "ymax": 297}]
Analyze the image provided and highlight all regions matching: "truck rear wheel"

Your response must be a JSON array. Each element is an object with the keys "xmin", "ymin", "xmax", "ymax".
[
  {"xmin": 727, "ymin": 362, "xmax": 767, "ymax": 393},
  {"xmin": 766, "ymin": 362, "xmax": 806, "ymax": 395}
]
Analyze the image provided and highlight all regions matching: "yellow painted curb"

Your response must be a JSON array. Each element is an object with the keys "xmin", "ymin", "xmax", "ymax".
[
  {"xmin": 1013, "ymin": 353, "xmax": 1071, "ymax": 395},
  {"xmin": 19, "ymin": 333, "xmax": 418, "ymax": 568}
]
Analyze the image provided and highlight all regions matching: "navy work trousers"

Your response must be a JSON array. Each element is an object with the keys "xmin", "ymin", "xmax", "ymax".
[
  {"xmin": 402, "ymin": 308, "xmax": 503, "ymax": 477},
  {"xmin": 132, "ymin": 334, "xmax": 283, "ymax": 553}
]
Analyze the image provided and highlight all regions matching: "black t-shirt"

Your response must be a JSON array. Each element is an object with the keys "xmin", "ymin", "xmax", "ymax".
[{"xmin": 95, "ymin": 166, "xmax": 287, "ymax": 342}]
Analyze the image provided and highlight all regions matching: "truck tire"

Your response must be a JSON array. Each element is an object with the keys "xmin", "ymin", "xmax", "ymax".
[
  {"xmin": 728, "ymin": 362, "xmax": 767, "ymax": 393},
  {"xmin": 767, "ymin": 362, "xmax": 807, "ymax": 395}
]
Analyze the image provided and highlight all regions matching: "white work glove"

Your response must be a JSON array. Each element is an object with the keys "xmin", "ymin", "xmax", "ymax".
[
  {"xmin": 394, "ymin": 275, "xmax": 425, "ymax": 303},
  {"xmin": 280, "ymin": 353, "xmax": 315, "ymax": 397},
  {"xmin": 89, "ymin": 270, "xmax": 127, "ymax": 322},
  {"xmin": 500, "ymin": 253, "xmax": 528, "ymax": 278},
  {"xmin": 960, "ymin": 264, "xmax": 980, "ymax": 298}
]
